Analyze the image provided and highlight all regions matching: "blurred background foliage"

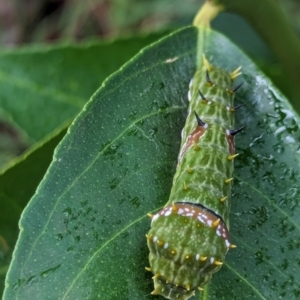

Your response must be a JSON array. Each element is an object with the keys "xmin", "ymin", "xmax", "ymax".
[
  {"xmin": 0, "ymin": 0, "xmax": 299, "ymax": 167},
  {"xmin": 0, "ymin": 0, "xmax": 299, "ymax": 297},
  {"xmin": 0, "ymin": 0, "xmax": 298, "ymax": 46}
]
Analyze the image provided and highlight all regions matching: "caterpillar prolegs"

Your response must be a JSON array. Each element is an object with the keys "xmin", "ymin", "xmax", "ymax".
[{"xmin": 146, "ymin": 56, "xmax": 244, "ymax": 300}]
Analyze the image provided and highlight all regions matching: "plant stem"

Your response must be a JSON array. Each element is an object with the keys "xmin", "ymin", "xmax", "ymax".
[{"xmin": 193, "ymin": 1, "xmax": 224, "ymax": 27}]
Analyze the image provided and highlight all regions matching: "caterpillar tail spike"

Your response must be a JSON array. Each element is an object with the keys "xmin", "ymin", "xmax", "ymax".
[
  {"xmin": 206, "ymin": 69, "xmax": 212, "ymax": 85},
  {"xmin": 214, "ymin": 260, "xmax": 223, "ymax": 266},
  {"xmin": 200, "ymin": 255, "xmax": 207, "ymax": 261},
  {"xmin": 230, "ymin": 66, "xmax": 242, "ymax": 79},
  {"xmin": 172, "ymin": 202, "xmax": 179, "ymax": 213},
  {"xmin": 187, "ymin": 166, "xmax": 193, "ymax": 174},
  {"xmin": 183, "ymin": 181, "xmax": 189, "ymax": 191},
  {"xmin": 228, "ymin": 153, "xmax": 239, "ymax": 161},
  {"xmin": 230, "ymin": 125, "xmax": 246, "ymax": 136},
  {"xmin": 151, "ymin": 289, "xmax": 160, "ymax": 295},
  {"xmin": 194, "ymin": 111, "xmax": 206, "ymax": 127},
  {"xmin": 198, "ymin": 89, "xmax": 207, "ymax": 101},
  {"xmin": 212, "ymin": 218, "xmax": 220, "ymax": 229},
  {"xmin": 220, "ymin": 196, "xmax": 228, "ymax": 202},
  {"xmin": 225, "ymin": 178, "xmax": 234, "ymax": 184},
  {"xmin": 193, "ymin": 141, "xmax": 200, "ymax": 151},
  {"xmin": 202, "ymin": 54, "xmax": 212, "ymax": 71},
  {"xmin": 230, "ymin": 104, "xmax": 244, "ymax": 112},
  {"xmin": 231, "ymin": 82, "xmax": 244, "ymax": 92}
]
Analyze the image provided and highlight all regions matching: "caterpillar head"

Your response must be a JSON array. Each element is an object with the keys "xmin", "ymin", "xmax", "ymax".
[{"xmin": 150, "ymin": 276, "xmax": 207, "ymax": 300}]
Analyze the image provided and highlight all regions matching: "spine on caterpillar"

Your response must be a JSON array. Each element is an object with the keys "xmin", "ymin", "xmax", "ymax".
[{"xmin": 146, "ymin": 55, "xmax": 243, "ymax": 300}]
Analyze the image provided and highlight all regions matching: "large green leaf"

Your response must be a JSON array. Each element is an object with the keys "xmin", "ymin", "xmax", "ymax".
[
  {"xmin": 4, "ymin": 26, "xmax": 300, "ymax": 299},
  {"xmin": 0, "ymin": 32, "xmax": 169, "ymax": 296}
]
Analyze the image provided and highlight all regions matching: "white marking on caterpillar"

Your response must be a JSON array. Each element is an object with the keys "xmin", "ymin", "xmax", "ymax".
[
  {"xmin": 181, "ymin": 129, "xmax": 184, "ymax": 139},
  {"xmin": 197, "ymin": 216, "xmax": 204, "ymax": 223},
  {"xmin": 165, "ymin": 209, "xmax": 172, "ymax": 216},
  {"xmin": 178, "ymin": 208, "xmax": 184, "ymax": 215},
  {"xmin": 204, "ymin": 123, "xmax": 209, "ymax": 129},
  {"xmin": 188, "ymin": 89, "xmax": 192, "ymax": 102},
  {"xmin": 207, "ymin": 220, "xmax": 212, "ymax": 226},
  {"xmin": 152, "ymin": 214, "xmax": 159, "ymax": 223},
  {"xmin": 153, "ymin": 236, "xmax": 158, "ymax": 242},
  {"xmin": 189, "ymin": 78, "xmax": 194, "ymax": 88},
  {"xmin": 210, "ymin": 257, "xmax": 215, "ymax": 264},
  {"xmin": 164, "ymin": 243, "xmax": 169, "ymax": 249},
  {"xmin": 196, "ymin": 254, "xmax": 200, "ymax": 260}
]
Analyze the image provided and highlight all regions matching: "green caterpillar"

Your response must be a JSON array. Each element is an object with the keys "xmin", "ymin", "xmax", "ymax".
[{"xmin": 146, "ymin": 55, "xmax": 244, "ymax": 300}]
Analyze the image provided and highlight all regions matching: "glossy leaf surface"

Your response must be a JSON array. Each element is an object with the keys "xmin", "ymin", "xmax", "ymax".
[{"xmin": 4, "ymin": 27, "xmax": 300, "ymax": 300}]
